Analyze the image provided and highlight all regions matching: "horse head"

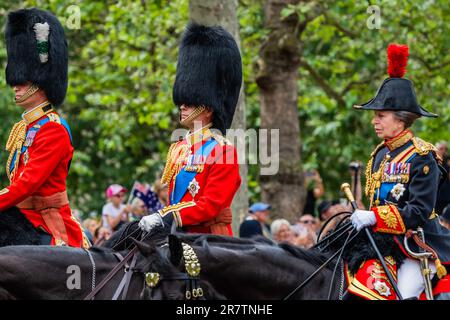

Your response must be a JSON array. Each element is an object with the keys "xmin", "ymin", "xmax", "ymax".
[{"xmin": 133, "ymin": 235, "xmax": 225, "ymax": 300}]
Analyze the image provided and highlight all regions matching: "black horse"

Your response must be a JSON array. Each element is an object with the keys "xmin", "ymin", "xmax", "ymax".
[
  {"xmin": 133, "ymin": 233, "xmax": 344, "ymax": 300},
  {"xmin": 0, "ymin": 225, "xmax": 345, "ymax": 299}
]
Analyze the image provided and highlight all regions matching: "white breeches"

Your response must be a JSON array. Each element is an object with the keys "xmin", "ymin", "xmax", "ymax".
[{"xmin": 397, "ymin": 258, "xmax": 436, "ymax": 299}]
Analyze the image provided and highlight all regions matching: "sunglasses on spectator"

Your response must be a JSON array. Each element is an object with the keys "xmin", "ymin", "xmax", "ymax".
[{"xmin": 300, "ymin": 220, "xmax": 316, "ymax": 224}]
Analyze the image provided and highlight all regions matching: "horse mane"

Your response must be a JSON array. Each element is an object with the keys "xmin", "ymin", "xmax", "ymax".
[
  {"xmin": 105, "ymin": 224, "xmax": 336, "ymax": 271},
  {"xmin": 277, "ymin": 242, "xmax": 336, "ymax": 270}
]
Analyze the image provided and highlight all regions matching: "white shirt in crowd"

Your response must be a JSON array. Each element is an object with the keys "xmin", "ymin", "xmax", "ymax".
[{"xmin": 102, "ymin": 202, "xmax": 126, "ymax": 231}]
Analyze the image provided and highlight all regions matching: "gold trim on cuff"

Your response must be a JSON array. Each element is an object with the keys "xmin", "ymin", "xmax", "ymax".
[{"xmin": 159, "ymin": 201, "xmax": 196, "ymax": 217}]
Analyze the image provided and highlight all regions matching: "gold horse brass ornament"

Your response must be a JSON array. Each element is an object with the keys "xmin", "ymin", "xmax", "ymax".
[{"xmin": 145, "ymin": 272, "xmax": 160, "ymax": 288}]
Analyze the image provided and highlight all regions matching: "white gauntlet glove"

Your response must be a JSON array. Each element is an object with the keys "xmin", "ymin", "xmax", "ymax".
[
  {"xmin": 350, "ymin": 209, "xmax": 376, "ymax": 231},
  {"xmin": 138, "ymin": 213, "xmax": 164, "ymax": 232}
]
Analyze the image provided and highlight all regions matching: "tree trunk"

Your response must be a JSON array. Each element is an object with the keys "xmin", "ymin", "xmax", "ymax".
[
  {"xmin": 189, "ymin": 0, "xmax": 249, "ymax": 235},
  {"xmin": 256, "ymin": 0, "xmax": 305, "ymax": 222}
]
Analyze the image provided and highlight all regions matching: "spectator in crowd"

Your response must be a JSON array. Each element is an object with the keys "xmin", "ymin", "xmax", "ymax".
[
  {"xmin": 303, "ymin": 169, "xmax": 325, "ymax": 217},
  {"xmin": 317, "ymin": 199, "xmax": 340, "ymax": 222},
  {"xmin": 153, "ymin": 180, "xmax": 168, "ymax": 212},
  {"xmin": 271, "ymin": 219, "xmax": 296, "ymax": 243},
  {"xmin": 440, "ymin": 205, "xmax": 450, "ymax": 230},
  {"xmin": 292, "ymin": 216, "xmax": 317, "ymax": 249},
  {"xmin": 436, "ymin": 141, "xmax": 448, "ymax": 160},
  {"xmin": 130, "ymin": 198, "xmax": 148, "ymax": 221},
  {"xmin": 82, "ymin": 218, "xmax": 99, "ymax": 244},
  {"xmin": 102, "ymin": 184, "xmax": 131, "ymax": 232},
  {"xmin": 298, "ymin": 213, "xmax": 320, "ymax": 233},
  {"xmin": 436, "ymin": 142, "xmax": 450, "ymax": 214},
  {"xmin": 239, "ymin": 202, "xmax": 272, "ymax": 239},
  {"xmin": 94, "ymin": 226, "xmax": 111, "ymax": 246},
  {"xmin": 317, "ymin": 199, "xmax": 352, "ymax": 237}
]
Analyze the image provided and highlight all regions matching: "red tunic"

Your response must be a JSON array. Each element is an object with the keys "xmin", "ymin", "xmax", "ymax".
[
  {"xmin": 162, "ymin": 129, "xmax": 241, "ymax": 235},
  {"xmin": 0, "ymin": 112, "xmax": 85, "ymax": 247}
]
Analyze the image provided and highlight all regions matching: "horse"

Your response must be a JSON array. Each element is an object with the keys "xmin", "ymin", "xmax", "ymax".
[
  {"xmin": 133, "ymin": 232, "xmax": 345, "ymax": 300},
  {"xmin": 0, "ymin": 226, "xmax": 345, "ymax": 300},
  {"xmin": 0, "ymin": 223, "xmax": 229, "ymax": 300}
]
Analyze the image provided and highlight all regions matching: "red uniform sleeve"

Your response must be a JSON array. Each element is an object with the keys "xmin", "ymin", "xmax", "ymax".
[
  {"xmin": 178, "ymin": 145, "xmax": 241, "ymax": 226},
  {"xmin": 0, "ymin": 122, "xmax": 70, "ymax": 211}
]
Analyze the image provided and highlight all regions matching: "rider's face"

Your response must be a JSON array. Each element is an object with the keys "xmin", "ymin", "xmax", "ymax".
[
  {"xmin": 371, "ymin": 111, "xmax": 405, "ymax": 140},
  {"xmin": 12, "ymin": 82, "xmax": 47, "ymax": 109}
]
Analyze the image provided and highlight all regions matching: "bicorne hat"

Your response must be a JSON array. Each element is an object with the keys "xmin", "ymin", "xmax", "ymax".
[{"xmin": 354, "ymin": 44, "xmax": 437, "ymax": 118}]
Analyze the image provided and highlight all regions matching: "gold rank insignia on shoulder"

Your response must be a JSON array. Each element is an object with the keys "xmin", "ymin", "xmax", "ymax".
[
  {"xmin": 211, "ymin": 132, "xmax": 232, "ymax": 146},
  {"xmin": 47, "ymin": 113, "xmax": 61, "ymax": 124}
]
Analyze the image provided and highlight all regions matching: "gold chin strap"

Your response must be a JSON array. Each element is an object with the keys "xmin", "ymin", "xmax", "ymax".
[
  {"xmin": 179, "ymin": 105, "xmax": 207, "ymax": 127},
  {"xmin": 15, "ymin": 83, "xmax": 40, "ymax": 103}
]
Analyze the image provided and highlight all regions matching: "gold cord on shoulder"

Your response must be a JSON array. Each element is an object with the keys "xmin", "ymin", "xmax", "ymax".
[
  {"xmin": 5, "ymin": 120, "xmax": 27, "ymax": 181},
  {"xmin": 365, "ymin": 142, "xmax": 389, "ymax": 207}
]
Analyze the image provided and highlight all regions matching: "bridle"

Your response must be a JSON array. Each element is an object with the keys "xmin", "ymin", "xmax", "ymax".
[
  {"xmin": 283, "ymin": 212, "xmax": 358, "ymax": 300},
  {"xmin": 143, "ymin": 242, "xmax": 204, "ymax": 300},
  {"xmin": 83, "ymin": 234, "xmax": 204, "ymax": 300},
  {"xmin": 144, "ymin": 272, "xmax": 204, "ymax": 300}
]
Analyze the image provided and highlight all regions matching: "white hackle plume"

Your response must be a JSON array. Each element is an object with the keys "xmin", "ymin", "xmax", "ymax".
[{"xmin": 33, "ymin": 22, "xmax": 50, "ymax": 63}]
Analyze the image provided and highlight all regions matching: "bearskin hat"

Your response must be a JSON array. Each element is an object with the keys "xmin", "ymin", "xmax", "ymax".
[
  {"xmin": 173, "ymin": 23, "xmax": 243, "ymax": 134},
  {"xmin": 354, "ymin": 44, "xmax": 437, "ymax": 117},
  {"xmin": 5, "ymin": 8, "xmax": 68, "ymax": 106}
]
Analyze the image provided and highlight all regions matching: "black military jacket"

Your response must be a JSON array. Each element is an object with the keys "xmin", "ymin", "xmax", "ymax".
[{"xmin": 367, "ymin": 129, "xmax": 450, "ymax": 262}]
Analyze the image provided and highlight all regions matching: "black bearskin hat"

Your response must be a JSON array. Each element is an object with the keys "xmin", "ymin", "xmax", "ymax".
[
  {"xmin": 354, "ymin": 44, "xmax": 437, "ymax": 118},
  {"xmin": 5, "ymin": 8, "xmax": 68, "ymax": 106},
  {"xmin": 173, "ymin": 23, "xmax": 243, "ymax": 134}
]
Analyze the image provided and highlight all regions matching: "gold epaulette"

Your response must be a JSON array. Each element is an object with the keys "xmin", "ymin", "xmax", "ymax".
[
  {"xmin": 211, "ymin": 132, "xmax": 232, "ymax": 147},
  {"xmin": 47, "ymin": 112, "xmax": 61, "ymax": 124},
  {"xmin": 412, "ymin": 137, "xmax": 442, "ymax": 164}
]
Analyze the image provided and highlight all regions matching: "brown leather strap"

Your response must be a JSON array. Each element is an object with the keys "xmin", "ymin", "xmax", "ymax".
[
  {"xmin": 17, "ymin": 191, "xmax": 69, "ymax": 210},
  {"xmin": 201, "ymin": 207, "xmax": 232, "ymax": 235},
  {"xmin": 406, "ymin": 230, "xmax": 438, "ymax": 259}
]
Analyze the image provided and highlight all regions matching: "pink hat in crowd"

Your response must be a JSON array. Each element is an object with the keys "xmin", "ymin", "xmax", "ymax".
[{"xmin": 105, "ymin": 184, "xmax": 127, "ymax": 198}]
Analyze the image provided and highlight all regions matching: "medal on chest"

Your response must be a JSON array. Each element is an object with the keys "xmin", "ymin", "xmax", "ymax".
[{"xmin": 184, "ymin": 154, "xmax": 206, "ymax": 173}]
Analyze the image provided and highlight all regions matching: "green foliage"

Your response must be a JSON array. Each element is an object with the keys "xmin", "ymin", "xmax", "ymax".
[{"xmin": 0, "ymin": 0, "xmax": 448, "ymax": 216}]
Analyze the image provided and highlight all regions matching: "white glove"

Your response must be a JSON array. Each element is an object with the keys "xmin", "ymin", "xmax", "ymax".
[
  {"xmin": 350, "ymin": 209, "xmax": 376, "ymax": 231},
  {"xmin": 138, "ymin": 213, "xmax": 164, "ymax": 232}
]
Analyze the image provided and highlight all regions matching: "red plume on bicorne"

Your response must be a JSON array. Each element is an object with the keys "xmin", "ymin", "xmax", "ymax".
[{"xmin": 387, "ymin": 44, "xmax": 409, "ymax": 78}]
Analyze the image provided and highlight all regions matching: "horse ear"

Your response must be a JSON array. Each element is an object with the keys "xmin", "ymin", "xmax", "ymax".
[
  {"xmin": 168, "ymin": 234, "xmax": 183, "ymax": 266},
  {"xmin": 132, "ymin": 238, "xmax": 156, "ymax": 257}
]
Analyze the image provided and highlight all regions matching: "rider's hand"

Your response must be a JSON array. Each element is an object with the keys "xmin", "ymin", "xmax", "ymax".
[
  {"xmin": 350, "ymin": 209, "xmax": 376, "ymax": 231},
  {"xmin": 138, "ymin": 212, "xmax": 174, "ymax": 232},
  {"xmin": 139, "ymin": 213, "xmax": 163, "ymax": 232}
]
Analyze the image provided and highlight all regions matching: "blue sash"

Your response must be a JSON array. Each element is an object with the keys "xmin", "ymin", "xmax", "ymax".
[
  {"xmin": 9, "ymin": 116, "xmax": 73, "ymax": 175},
  {"xmin": 170, "ymin": 139, "xmax": 218, "ymax": 204}
]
